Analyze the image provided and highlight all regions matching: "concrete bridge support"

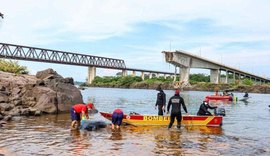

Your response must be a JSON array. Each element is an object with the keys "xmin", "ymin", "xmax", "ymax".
[
  {"xmin": 210, "ymin": 69, "xmax": 220, "ymax": 84},
  {"xmin": 132, "ymin": 71, "xmax": 136, "ymax": 77},
  {"xmin": 156, "ymin": 73, "xmax": 160, "ymax": 78},
  {"xmin": 141, "ymin": 72, "xmax": 145, "ymax": 80},
  {"xmin": 180, "ymin": 67, "xmax": 190, "ymax": 84},
  {"xmin": 122, "ymin": 70, "xmax": 127, "ymax": 76},
  {"xmin": 225, "ymin": 70, "xmax": 228, "ymax": 83},
  {"xmin": 149, "ymin": 73, "xmax": 153, "ymax": 79},
  {"xmin": 88, "ymin": 66, "xmax": 96, "ymax": 84}
]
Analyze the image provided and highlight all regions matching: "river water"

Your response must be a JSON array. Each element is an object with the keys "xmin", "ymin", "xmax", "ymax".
[{"xmin": 0, "ymin": 87, "xmax": 270, "ymax": 156}]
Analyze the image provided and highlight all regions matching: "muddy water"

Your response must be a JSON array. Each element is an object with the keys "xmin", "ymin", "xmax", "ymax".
[{"xmin": 0, "ymin": 88, "xmax": 270, "ymax": 156}]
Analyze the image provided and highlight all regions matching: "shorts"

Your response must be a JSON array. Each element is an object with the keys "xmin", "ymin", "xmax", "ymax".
[
  {"xmin": 70, "ymin": 107, "xmax": 80, "ymax": 121},
  {"xmin": 112, "ymin": 111, "xmax": 124, "ymax": 126}
]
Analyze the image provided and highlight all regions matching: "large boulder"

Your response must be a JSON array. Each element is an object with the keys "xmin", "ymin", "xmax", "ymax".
[{"xmin": 0, "ymin": 68, "xmax": 83, "ymax": 117}]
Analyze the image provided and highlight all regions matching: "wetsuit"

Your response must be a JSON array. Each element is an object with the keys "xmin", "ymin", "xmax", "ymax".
[
  {"xmin": 197, "ymin": 103, "xmax": 217, "ymax": 116},
  {"xmin": 156, "ymin": 90, "xmax": 166, "ymax": 116},
  {"xmin": 167, "ymin": 94, "xmax": 187, "ymax": 129},
  {"xmin": 243, "ymin": 92, "xmax": 249, "ymax": 97},
  {"xmin": 112, "ymin": 109, "xmax": 124, "ymax": 126}
]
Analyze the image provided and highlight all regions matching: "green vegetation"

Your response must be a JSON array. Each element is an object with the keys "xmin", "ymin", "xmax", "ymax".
[
  {"xmin": 242, "ymin": 78, "xmax": 254, "ymax": 86},
  {"xmin": 81, "ymin": 73, "xmax": 270, "ymax": 93},
  {"xmin": 189, "ymin": 74, "xmax": 210, "ymax": 84},
  {"xmin": 0, "ymin": 59, "xmax": 28, "ymax": 74},
  {"xmin": 92, "ymin": 76, "xmax": 142, "ymax": 88}
]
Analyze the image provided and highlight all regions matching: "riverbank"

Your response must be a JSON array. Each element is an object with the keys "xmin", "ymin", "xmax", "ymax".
[{"xmin": 81, "ymin": 81, "xmax": 270, "ymax": 94}]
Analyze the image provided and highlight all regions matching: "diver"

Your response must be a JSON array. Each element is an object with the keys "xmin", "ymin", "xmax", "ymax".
[
  {"xmin": 167, "ymin": 89, "xmax": 188, "ymax": 129},
  {"xmin": 197, "ymin": 100, "xmax": 217, "ymax": 116},
  {"xmin": 155, "ymin": 85, "xmax": 166, "ymax": 116},
  {"xmin": 0, "ymin": 12, "xmax": 3, "ymax": 19},
  {"xmin": 243, "ymin": 92, "xmax": 249, "ymax": 98}
]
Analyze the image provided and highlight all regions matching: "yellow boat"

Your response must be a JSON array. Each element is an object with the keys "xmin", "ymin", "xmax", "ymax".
[{"xmin": 100, "ymin": 112, "xmax": 223, "ymax": 127}]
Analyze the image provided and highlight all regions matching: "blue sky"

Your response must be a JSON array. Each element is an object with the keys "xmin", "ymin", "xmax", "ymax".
[{"xmin": 1, "ymin": 0, "xmax": 270, "ymax": 81}]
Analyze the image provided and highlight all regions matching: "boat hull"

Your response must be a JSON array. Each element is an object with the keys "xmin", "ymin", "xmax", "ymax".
[
  {"xmin": 206, "ymin": 95, "xmax": 232, "ymax": 101},
  {"xmin": 100, "ymin": 112, "xmax": 222, "ymax": 127}
]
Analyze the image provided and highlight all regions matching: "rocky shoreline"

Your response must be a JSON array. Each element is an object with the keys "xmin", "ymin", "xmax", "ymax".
[{"xmin": 0, "ymin": 68, "xmax": 83, "ymax": 122}]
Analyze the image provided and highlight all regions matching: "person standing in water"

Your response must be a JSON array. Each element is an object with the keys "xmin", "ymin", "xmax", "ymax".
[
  {"xmin": 70, "ymin": 103, "xmax": 95, "ymax": 130},
  {"xmin": 111, "ymin": 108, "xmax": 124, "ymax": 130},
  {"xmin": 155, "ymin": 85, "xmax": 166, "ymax": 116},
  {"xmin": 167, "ymin": 89, "xmax": 188, "ymax": 129}
]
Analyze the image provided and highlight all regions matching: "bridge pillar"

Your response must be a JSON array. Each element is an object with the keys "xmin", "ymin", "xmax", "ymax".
[
  {"xmin": 225, "ymin": 70, "xmax": 228, "ymax": 83},
  {"xmin": 149, "ymin": 73, "xmax": 153, "ymax": 79},
  {"xmin": 210, "ymin": 69, "xmax": 220, "ymax": 84},
  {"xmin": 131, "ymin": 71, "xmax": 136, "ymax": 77},
  {"xmin": 164, "ymin": 74, "xmax": 167, "ymax": 79},
  {"xmin": 141, "ymin": 72, "xmax": 145, "ymax": 80},
  {"xmin": 180, "ymin": 67, "xmax": 190, "ymax": 84},
  {"xmin": 88, "ymin": 67, "xmax": 96, "ymax": 84},
  {"xmin": 156, "ymin": 73, "xmax": 160, "ymax": 78},
  {"xmin": 122, "ymin": 70, "xmax": 127, "ymax": 76},
  {"xmin": 173, "ymin": 66, "xmax": 177, "ymax": 82},
  {"xmin": 233, "ymin": 72, "xmax": 236, "ymax": 83}
]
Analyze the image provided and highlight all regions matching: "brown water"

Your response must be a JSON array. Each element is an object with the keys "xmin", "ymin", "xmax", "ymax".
[{"xmin": 1, "ymin": 88, "xmax": 270, "ymax": 156}]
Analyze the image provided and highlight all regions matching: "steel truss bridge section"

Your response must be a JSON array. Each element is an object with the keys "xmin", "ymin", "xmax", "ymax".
[{"xmin": 0, "ymin": 42, "xmax": 126, "ymax": 69}]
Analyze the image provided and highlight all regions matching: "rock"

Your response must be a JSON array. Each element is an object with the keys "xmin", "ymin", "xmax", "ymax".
[
  {"xmin": 0, "ymin": 94, "xmax": 9, "ymax": 103},
  {"xmin": 12, "ymin": 87, "xmax": 21, "ymax": 95},
  {"xmin": 0, "ymin": 103, "xmax": 13, "ymax": 111},
  {"xmin": 3, "ymin": 115, "xmax": 12, "ymax": 121},
  {"xmin": 20, "ymin": 108, "xmax": 30, "ymax": 116},
  {"xmin": 0, "ymin": 69, "xmax": 83, "ymax": 116},
  {"xmin": 13, "ymin": 99, "xmax": 22, "ymax": 106},
  {"xmin": 0, "ymin": 114, "xmax": 3, "ymax": 120},
  {"xmin": 34, "ymin": 110, "xmax": 41, "ymax": 116},
  {"xmin": 36, "ymin": 68, "xmax": 62, "ymax": 80},
  {"xmin": 64, "ymin": 77, "xmax": 74, "ymax": 85},
  {"xmin": 36, "ymin": 80, "xmax": 45, "ymax": 86},
  {"xmin": 0, "ymin": 85, "xmax": 5, "ymax": 91}
]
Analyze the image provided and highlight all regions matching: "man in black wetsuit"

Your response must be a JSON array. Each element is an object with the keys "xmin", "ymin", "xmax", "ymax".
[
  {"xmin": 155, "ymin": 85, "xmax": 166, "ymax": 116},
  {"xmin": 197, "ymin": 101, "xmax": 217, "ymax": 116},
  {"xmin": 167, "ymin": 89, "xmax": 188, "ymax": 129},
  {"xmin": 243, "ymin": 92, "xmax": 249, "ymax": 98}
]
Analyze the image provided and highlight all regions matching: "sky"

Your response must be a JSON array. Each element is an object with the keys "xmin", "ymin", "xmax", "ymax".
[{"xmin": 0, "ymin": 0, "xmax": 270, "ymax": 81}]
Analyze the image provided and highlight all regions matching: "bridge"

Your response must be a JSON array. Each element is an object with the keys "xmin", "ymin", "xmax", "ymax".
[
  {"xmin": 0, "ymin": 42, "xmax": 177, "ymax": 83},
  {"xmin": 163, "ymin": 50, "xmax": 270, "ymax": 85}
]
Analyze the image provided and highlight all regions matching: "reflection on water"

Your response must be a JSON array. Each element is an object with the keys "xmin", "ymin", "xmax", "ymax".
[{"xmin": 0, "ymin": 88, "xmax": 270, "ymax": 155}]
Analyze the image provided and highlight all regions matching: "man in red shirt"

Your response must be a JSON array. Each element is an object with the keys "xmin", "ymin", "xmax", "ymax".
[{"xmin": 70, "ymin": 103, "xmax": 95, "ymax": 130}]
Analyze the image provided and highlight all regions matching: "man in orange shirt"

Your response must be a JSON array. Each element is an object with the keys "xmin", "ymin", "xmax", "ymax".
[{"xmin": 70, "ymin": 103, "xmax": 95, "ymax": 130}]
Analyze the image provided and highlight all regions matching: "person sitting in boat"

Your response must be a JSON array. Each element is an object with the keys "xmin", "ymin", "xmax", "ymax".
[
  {"xmin": 197, "ymin": 100, "xmax": 217, "ymax": 116},
  {"xmin": 155, "ymin": 85, "xmax": 166, "ymax": 116},
  {"xmin": 70, "ymin": 103, "xmax": 95, "ymax": 130},
  {"xmin": 243, "ymin": 92, "xmax": 249, "ymax": 98},
  {"xmin": 111, "ymin": 108, "xmax": 124, "ymax": 130},
  {"xmin": 167, "ymin": 89, "xmax": 188, "ymax": 129}
]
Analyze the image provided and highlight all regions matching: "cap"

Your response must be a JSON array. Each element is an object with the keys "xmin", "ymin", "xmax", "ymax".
[
  {"xmin": 203, "ymin": 100, "xmax": 208, "ymax": 104},
  {"xmin": 175, "ymin": 89, "xmax": 180, "ymax": 94},
  {"xmin": 87, "ymin": 103, "xmax": 94, "ymax": 109}
]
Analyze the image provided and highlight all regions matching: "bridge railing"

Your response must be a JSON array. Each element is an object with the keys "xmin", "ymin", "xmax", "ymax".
[{"xmin": 0, "ymin": 42, "xmax": 126, "ymax": 69}]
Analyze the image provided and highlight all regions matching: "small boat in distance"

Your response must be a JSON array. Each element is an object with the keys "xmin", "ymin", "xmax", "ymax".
[
  {"xmin": 100, "ymin": 112, "xmax": 223, "ymax": 127},
  {"xmin": 205, "ymin": 95, "xmax": 233, "ymax": 101}
]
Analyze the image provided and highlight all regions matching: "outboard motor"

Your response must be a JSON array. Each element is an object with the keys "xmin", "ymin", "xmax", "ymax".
[{"xmin": 214, "ymin": 107, "xmax": 226, "ymax": 116}]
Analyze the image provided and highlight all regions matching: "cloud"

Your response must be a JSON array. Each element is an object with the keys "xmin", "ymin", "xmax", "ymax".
[{"xmin": 1, "ymin": 0, "xmax": 270, "ymax": 80}]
